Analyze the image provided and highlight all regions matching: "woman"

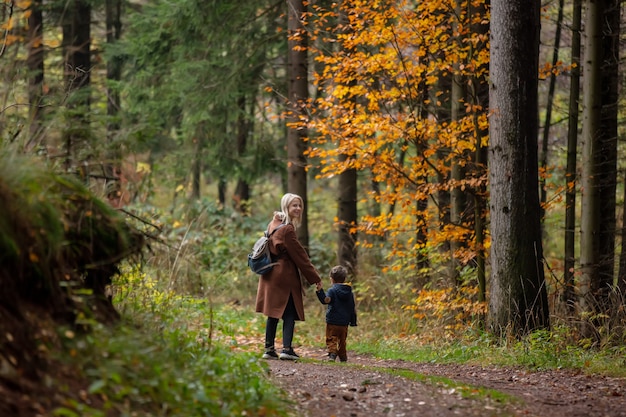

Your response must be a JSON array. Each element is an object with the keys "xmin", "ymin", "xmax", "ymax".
[{"xmin": 255, "ymin": 193, "xmax": 322, "ymax": 360}]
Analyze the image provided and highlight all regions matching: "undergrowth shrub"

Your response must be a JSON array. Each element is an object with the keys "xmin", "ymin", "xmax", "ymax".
[
  {"xmin": 122, "ymin": 196, "xmax": 336, "ymax": 305},
  {"xmin": 402, "ymin": 285, "xmax": 487, "ymax": 342},
  {"xmin": 54, "ymin": 322, "xmax": 290, "ymax": 417},
  {"xmin": 122, "ymin": 199, "xmax": 263, "ymax": 299},
  {"xmin": 53, "ymin": 265, "xmax": 292, "ymax": 416}
]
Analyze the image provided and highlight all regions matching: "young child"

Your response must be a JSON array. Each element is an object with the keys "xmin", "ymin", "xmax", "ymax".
[{"xmin": 315, "ymin": 265, "xmax": 357, "ymax": 362}]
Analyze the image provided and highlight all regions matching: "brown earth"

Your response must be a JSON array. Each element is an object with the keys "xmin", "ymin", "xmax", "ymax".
[{"xmin": 267, "ymin": 346, "xmax": 626, "ymax": 417}]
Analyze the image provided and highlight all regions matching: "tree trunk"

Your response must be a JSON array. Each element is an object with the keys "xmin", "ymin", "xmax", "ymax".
[
  {"xmin": 335, "ymin": 1, "xmax": 358, "ymax": 274},
  {"xmin": 596, "ymin": 0, "xmax": 619, "ymax": 310},
  {"xmin": 450, "ymin": 4, "xmax": 466, "ymax": 284},
  {"xmin": 415, "ymin": 86, "xmax": 431, "ymax": 274},
  {"xmin": 25, "ymin": 0, "xmax": 44, "ymax": 152},
  {"xmin": 539, "ymin": 0, "xmax": 564, "ymax": 223},
  {"xmin": 619, "ymin": 178, "xmax": 626, "ymax": 297},
  {"xmin": 579, "ymin": 0, "xmax": 603, "ymax": 319},
  {"xmin": 337, "ymin": 158, "xmax": 357, "ymax": 274},
  {"xmin": 191, "ymin": 123, "xmax": 206, "ymax": 200},
  {"xmin": 434, "ymin": 72, "xmax": 453, "ymax": 283},
  {"xmin": 218, "ymin": 178, "xmax": 227, "ymax": 208},
  {"xmin": 62, "ymin": 0, "xmax": 92, "ymax": 174},
  {"xmin": 287, "ymin": 0, "xmax": 309, "ymax": 247},
  {"xmin": 488, "ymin": 0, "xmax": 550, "ymax": 336},
  {"xmin": 563, "ymin": 0, "xmax": 582, "ymax": 314},
  {"xmin": 105, "ymin": 0, "xmax": 123, "ymax": 206},
  {"xmin": 470, "ymin": 0, "xmax": 490, "ymax": 306},
  {"xmin": 235, "ymin": 96, "xmax": 251, "ymax": 214},
  {"xmin": 106, "ymin": 0, "xmax": 122, "ymax": 126}
]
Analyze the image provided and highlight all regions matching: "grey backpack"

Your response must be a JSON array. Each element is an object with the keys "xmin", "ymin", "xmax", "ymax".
[{"xmin": 247, "ymin": 224, "xmax": 286, "ymax": 275}]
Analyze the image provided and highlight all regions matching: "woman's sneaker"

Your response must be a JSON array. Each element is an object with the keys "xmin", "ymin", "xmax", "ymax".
[
  {"xmin": 279, "ymin": 348, "xmax": 300, "ymax": 361},
  {"xmin": 262, "ymin": 349, "xmax": 279, "ymax": 360}
]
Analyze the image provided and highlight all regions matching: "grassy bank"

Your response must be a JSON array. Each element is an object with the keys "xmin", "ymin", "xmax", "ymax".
[{"xmin": 53, "ymin": 285, "xmax": 292, "ymax": 417}]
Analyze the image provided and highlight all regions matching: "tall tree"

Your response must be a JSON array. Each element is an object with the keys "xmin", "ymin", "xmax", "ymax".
[
  {"xmin": 191, "ymin": 122, "xmax": 206, "ymax": 200},
  {"xmin": 539, "ymin": 0, "xmax": 565, "ymax": 222},
  {"xmin": 105, "ymin": 0, "xmax": 123, "ymax": 206},
  {"xmin": 25, "ymin": 0, "xmax": 44, "ymax": 152},
  {"xmin": 105, "ymin": 0, "xmax": 122, "ymax": 132},
  {"xmin": 579, "ymin": 0, "xmax": 607, "ymax": 320},
  {"xmin": 234, "ymin": 95, "xmax": 251, "ymax": 213},
  {"xmin": 337, "ymin": 154, "xmax": 358, "ymax": 271},
  {"xmin": 287, "ymin": 0, "xmax": 310, "ymax": 247},
  {"xmin": 596, "ymin": 0, "xmax": 619, "ymax": 310},
  {"xmin": 488, "ymin": 0, "xmax": 550, "ymax": 336},
  {"xmin": 336, "ymin": 1, "xmax": 358, "ymax": 273},
  {"xmin": 469, "ymin": 0, "xmax": 490, "ymax": 304},
  {"xmin": 579, "ymin": 0, "xmax": 619, "ymax": 320},
  {"xmin": 449, "ymin": 56, "xmax": 465, "ymax": 285},
  {"xmin": 563, "ymin": 0, "xmax": 582, "ymax": 313},
  {"xmin": 61, "ymin": 0, "xmax": 92, "ymax": 173}
]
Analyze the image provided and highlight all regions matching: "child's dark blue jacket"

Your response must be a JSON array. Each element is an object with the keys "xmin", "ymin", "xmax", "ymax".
[{"xmin": 316, "ymin": 283, "xmax": 357, "ymax": 327}]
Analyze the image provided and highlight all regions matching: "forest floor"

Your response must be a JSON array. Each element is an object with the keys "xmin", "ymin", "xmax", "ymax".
[
  {"xmin": 3, "ymin": 335, "xmax": 626, "ymax": 417},
  {"xmin": 266, "ymin": 345, "xmax": 626, "ymax": 417}
]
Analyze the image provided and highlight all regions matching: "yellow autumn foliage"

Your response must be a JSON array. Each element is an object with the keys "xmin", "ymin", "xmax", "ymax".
[{"xmin": 303, "ymin": 1, "xmax": 491, "ymax": 281}]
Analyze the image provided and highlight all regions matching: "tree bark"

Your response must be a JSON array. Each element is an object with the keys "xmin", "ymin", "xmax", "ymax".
[
  {"xmin": 287, "ymin": 0, "xmax": 309, "ymax": 247},
  {"xmin": 235, "ymin": 96, "xmax": 251, "ymax": 213},
  {"xmin": 563, "ymin": 0, "xmax": 582, "ymax": 314},
  {"xmin": 62, "ymin": 0, "xmax": 92, "ymax": 174},
  {"xmin": 434, "ymin": 72, "xmax": 453, "ymax": 282},
  {"xmin": 191, "ymin": 122, "xmax": 206, "ymax": 200},
  {"xmin": 579, "ymin": 0, "xmax": 603, "ymax": 318},
  {"xmin": 334, "ymin": 0, "xmax": 358, "ymax": 273},
  {"xmin": 539, "ymin": 0, "xmax": 564, "ymax": 223},
  {"xmin": 106, "ymin": 0, "xmax": 122, "ymax": 126},
  {"xmin": 596, "ymin": 0, "xmax": 619, "ymax": 310},
  {"xmin": 470, "ymin": 0, "xmax": 490, "ymax": 306},
  {"xmin": 337, "ymin": 158, "xmax": 357, "ymax": 274},
  {"xmin": 488, "ymin": 0, "xmax": 550, "ymax": 336},
  {"xmin": 105, "ymin": 0, "xmax": 123, "ymax": 206},
  {"xmin": 25, "ymin": 0, "xmax": 44, "ymax": 152},
  {"xmin": 449, "ymin": 0, "xmax": 467, "ymax": 285}
]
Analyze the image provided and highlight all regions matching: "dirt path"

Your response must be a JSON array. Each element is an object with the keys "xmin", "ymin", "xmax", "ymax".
[{"xmin": 266, "ymin": 347, "xmax": 626, "ymax": 417}]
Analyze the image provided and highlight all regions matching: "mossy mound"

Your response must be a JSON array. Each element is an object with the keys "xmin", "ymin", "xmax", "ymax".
[{"xmin": 0, "ymin": 153, "xmax": 145, "ymax": 414}]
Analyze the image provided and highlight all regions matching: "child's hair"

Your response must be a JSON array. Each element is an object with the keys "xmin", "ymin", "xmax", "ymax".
[
  {"xmin": 273, "ymin": 211, "xmax": 286, "ymax": 222},
  {"xmin": 329, "ymin": 265, "xmax": 348, "ymax": 283}
]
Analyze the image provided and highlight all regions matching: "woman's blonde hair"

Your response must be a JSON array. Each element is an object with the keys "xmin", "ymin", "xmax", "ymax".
[{"xmin": 280, "ymin": 193, "xmax": 303, "ymax": 229}]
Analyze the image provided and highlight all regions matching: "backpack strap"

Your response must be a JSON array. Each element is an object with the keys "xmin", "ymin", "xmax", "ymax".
[
  {"xmin": 267, "ymin": 222, "xmax": 287, "ymax": 237},
  {"xmin": 266, "ymin": 223, "xmax": 287, "ymax": 259}
]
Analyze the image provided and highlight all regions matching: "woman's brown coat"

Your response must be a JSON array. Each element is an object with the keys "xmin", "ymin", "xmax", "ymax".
[{"xmin": 255, "ymin": 222, "xmax": 321, "ymax": 320}]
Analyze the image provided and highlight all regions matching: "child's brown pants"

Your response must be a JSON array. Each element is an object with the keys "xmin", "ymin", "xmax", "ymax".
[{"xmin": 325, "ymin": 323, "xmax": 349, "ymax": 361}]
